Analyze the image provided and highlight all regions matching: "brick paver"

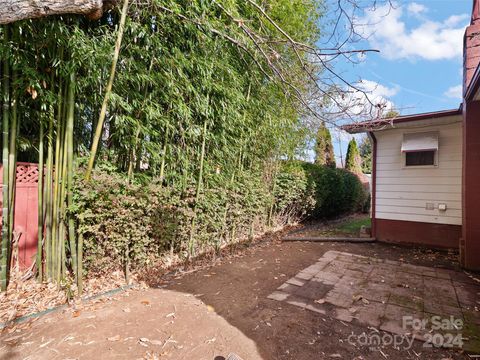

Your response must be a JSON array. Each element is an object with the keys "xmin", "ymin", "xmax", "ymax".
[{"xmin": 268, "ymin": 250, "xmax": 480, "ymax": 351}]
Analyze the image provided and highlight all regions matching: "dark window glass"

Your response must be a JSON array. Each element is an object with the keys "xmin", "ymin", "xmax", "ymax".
[{"xmin": 405, "ymin": 151, "xmax": 435, "ymax": 166}]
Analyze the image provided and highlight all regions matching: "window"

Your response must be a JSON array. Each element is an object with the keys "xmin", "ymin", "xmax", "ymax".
[
  {"xmin": 401, "ymin": 131, "xmax": 438, "ymax": 167},
  {"xmin": 405, "ymin": 150, "xmax": 435, "ymax": 166}
]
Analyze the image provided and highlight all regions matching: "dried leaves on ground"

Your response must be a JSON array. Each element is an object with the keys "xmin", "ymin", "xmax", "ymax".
[{"xmin": 0, "ymin": 269, "xmax": 131, "ymax": 326}]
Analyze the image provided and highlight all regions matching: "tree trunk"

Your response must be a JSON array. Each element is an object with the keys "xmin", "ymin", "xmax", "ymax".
[{"xmin": 0, "ymin": 0, "xmax": 116, "ymax": 25}]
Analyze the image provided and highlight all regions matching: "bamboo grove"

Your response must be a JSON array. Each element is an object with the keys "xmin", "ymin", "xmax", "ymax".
[{"xmin": 0, "ymin": 0, "xmax": 327, "ymax": 291}]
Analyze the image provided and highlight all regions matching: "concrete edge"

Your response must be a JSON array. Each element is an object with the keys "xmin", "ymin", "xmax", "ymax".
[{"xmin": 281, "ymin": 237, "xmax": 377, "ymax": 243}]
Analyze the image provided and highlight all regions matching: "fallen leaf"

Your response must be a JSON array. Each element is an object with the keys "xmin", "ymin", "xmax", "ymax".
[
  {"xmin": 39, "ymin": 339, "xmax": 54, "ymax": 348},
  {"xmin": 108, "ymin": 335, "xmax": 121, "ymax": 342},
  {"xmin": 3, "ymin": 334, "xmax": 23, "ymax": 343},
  {"xmin": 72, "ymin": 310, "xmax": 81, "ymax": 318},
  {"xmin": 205, "ymin": 337, "xmax": 216, "ymax": 344},
  {"xmin": 352, "ymin": 294, "xmax": 363, "ymax": 302},
  {"xmin": 141, "ymin": 300, "xmax": 150, "ymax": 306}
]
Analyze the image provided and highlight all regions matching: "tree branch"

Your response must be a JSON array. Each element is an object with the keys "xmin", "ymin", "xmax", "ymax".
[{"xmin": 0, "ymin": 0, "xmax": 117, "ymax": 24}]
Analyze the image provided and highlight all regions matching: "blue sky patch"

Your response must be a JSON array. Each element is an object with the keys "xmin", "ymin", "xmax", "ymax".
[{"xmin": 321, "ymin": 0, "xmax": 471, "ymax": 165}]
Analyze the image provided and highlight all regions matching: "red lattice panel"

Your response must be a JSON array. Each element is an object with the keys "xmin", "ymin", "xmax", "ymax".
[
  {"xmin": 16, "ymin": 162, "xmax": 39, "ymax": 186},
  {"xmin": 0, "ymin": 162, "xmax": 40, "ymax": 187},
  {"xmin": 0, "ymin": 162, "xmax": 40, "ymax": 269}
]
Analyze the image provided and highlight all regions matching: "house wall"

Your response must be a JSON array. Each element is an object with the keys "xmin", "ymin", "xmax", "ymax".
[
  {"xmin": 374, "ymin": 121, "xmax": 463, "ymax": 227},
  {"xmin": 375, "ymin": 219, "xmax": 461, "ymax": 249},
  {"xmin": 461, "ymin": 98, "xmax": 480, "ymax": 270}
]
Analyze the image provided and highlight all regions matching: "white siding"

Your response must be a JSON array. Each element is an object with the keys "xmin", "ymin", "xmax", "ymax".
[{"xmin": 375, "ymin": 121, "xmax": 462, "ymax": 225}]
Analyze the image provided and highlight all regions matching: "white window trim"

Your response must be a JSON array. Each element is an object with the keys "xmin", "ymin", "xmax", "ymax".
[{"xmin": 402, "ymin": 149, "xmax": 438, "ymax": 169}]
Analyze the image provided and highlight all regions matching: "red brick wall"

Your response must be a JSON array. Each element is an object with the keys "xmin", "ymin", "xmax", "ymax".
[{"xmin": 464, "ymin": 10, "xmax": 480, "ymax": 93}]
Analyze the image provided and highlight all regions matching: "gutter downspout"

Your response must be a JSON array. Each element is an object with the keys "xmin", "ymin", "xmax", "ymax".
[{"xmin": 368, "ymin": 132, "xmax": 377, "ymax": 239}]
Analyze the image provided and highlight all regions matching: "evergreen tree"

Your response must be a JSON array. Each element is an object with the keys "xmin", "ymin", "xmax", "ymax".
[
  {"xmin": 359, "ymin": 136, "xmax": 372, "ymax": 174},
  {"xmin": 345, "ymin": 138, "xmax": 362, "ymax": 174},
  {"xmin": 314, "ymin": 122, "xmax": 336, "ymax": 168},
  {"xmin": 324, "ymin": 128, "xmax": 336, "ymax": 168},
  {"xmin": 384, "ymin": 110, "xmax": 400, "ymax": 119}
]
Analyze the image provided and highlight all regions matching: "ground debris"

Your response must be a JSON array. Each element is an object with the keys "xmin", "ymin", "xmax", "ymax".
[
  {"xmin": 205, "ymin": 336, "xmax": 216, "ymax": 344},
  {"xmin": 0, "ymin": 270, "xmax": 131, "ymax": 326},
  {"xmin": 107, "ymin": 335, "xmax": 121, "ymax": 342}
]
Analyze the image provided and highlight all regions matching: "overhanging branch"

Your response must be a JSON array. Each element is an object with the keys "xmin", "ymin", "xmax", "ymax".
[{"xmin": 0, "ymin": 0, "xmax": 117, "ymax": 24}]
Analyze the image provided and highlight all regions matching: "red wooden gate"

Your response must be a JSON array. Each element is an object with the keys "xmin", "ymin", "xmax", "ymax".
[{"xmin": 0, "ymin": 162, "xmax": 39, "ymax": 269}]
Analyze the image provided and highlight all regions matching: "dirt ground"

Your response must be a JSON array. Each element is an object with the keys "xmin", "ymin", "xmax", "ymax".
[{"xmin": 1, "ymin": 222, "xmax": 478, "ymax": 360}]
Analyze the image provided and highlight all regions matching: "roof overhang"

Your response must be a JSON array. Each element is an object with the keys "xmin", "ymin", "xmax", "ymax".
[{"xmin": 341, "ymin": 108, "xmax": 462, "ymax": 134}]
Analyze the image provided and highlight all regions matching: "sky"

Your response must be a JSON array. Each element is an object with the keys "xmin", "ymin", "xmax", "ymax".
[{"xmin": 320, "ymin": 0, "xmax": 472, "ymax": 165}]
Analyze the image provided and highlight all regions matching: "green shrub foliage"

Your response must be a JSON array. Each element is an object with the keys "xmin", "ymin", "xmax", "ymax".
[
  {"xmin": 314, "ymin": 122, "xmax": 336, "ymax": 168},
  {"xmin": 282, "ymin": 161, "xmax": 368, "ymax": 218},
  {"xmin": 73, "ymin": 167, "xmax": 274, "ymax": 274},
  {"xmin": 359, "ymin": 136, "xmax": 372, "ymax": 174},
  {"xmin": 345, "ymin": 138, "xmax": 363, "ymax": 174},
  {"xmin": 72, "ymin": 161, "xmax": 368, "ymax": 275}
]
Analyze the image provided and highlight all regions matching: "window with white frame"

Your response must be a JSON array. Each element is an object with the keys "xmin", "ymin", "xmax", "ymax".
[{"xmin": 401, "ymin": 131, "xmax": 439, "ymax": 167}]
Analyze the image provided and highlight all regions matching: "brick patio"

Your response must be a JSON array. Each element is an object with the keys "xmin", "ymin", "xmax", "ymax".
[{"xmin": 268, "ymin": 250, "xmax": 480, "ymax": 352}]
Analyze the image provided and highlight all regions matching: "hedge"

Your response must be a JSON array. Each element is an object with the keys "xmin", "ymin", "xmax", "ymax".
[
  {"xmin": 73, "ymin": 169, "xmax": 272, "ymax": 275},
  {"xmin": 72, "ymin": 161, "xmax": 368, "ymax": 276},
  {"xmin": 276, "ymin": 161, "xmax": 369, "ymax": 219}
]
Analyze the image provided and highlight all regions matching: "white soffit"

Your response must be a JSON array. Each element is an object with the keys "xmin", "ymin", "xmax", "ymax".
[
  {"xmin": 401, "ymin": 131, "xmax": 439, "ymax": 152},
  {"xmin": 346, "ymin": 114, "xmax": 462, "ymax": 134}
]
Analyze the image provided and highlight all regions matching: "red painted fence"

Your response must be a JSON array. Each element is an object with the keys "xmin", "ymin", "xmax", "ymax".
[{"xmin": 0, "ymin": 162, "xmax": 39, "ymax": 269}]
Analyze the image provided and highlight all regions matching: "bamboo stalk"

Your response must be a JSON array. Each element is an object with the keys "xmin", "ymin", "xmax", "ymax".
[
  {"xmin": 127, "ymin": 125, "xmax": 140, "ymax": 183},
  {"xmin": 44, "ymin": 92, "xmax": 56, "ymax": 279},
  {"xmin": 36, "ymin": 118, "xmax": 44, "ymax": 280},
  {"xmin": 188, "ymin": 117, "xmax": 208, "ymax": 257},
  {"xmin": 7, "ymin": 68, "xmax": 18, "ymax": 271},
  {"xmin": 66, "ymin": 72, "xmax": 77, "ymax": 279},
  {"xmin": 77, "ymin": 233, "xmax": 83, "ymax": 295},
  {"xmin": 159, "ymin": 127, "xmax": 169, "ymax": 182},
  {"xmin": 85, "ymin": 0, "xmax": 129, "ymax": 181},
  {"xmin": 7, "ymin": 97, "xmax": 16, "ymax": 209},
  {"xmin": 51, "ymin": 82, "xmax": 66, "ymax": 280},
  {"xmin": 1, "ymin": 26, "xmax": 10, "ymax": 291},
  {"xmin": 57, "ymin": 92, "xmax": 69, "ymax": 283}
]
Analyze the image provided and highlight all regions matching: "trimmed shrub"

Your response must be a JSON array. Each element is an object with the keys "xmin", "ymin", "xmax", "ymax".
[
  {"xmin": 72, "ymin": 161, "xmax": 368, "ymax": 276},
  {"xmin": 73, "ymin": 169, "xmax": 272, "ymax": 275},
  {"xmin": 273, "ymin": 165, "xmax": 315, "ymax": 222},
  {"xmin": 278, "ymin": 161, "xmax": 369, "ymax": 219}
]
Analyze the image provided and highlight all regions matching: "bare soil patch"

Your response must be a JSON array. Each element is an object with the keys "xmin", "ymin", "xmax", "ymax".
[{"xmin": 1, "ymin": 219, "xmax": 478, "ymax": 359}]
